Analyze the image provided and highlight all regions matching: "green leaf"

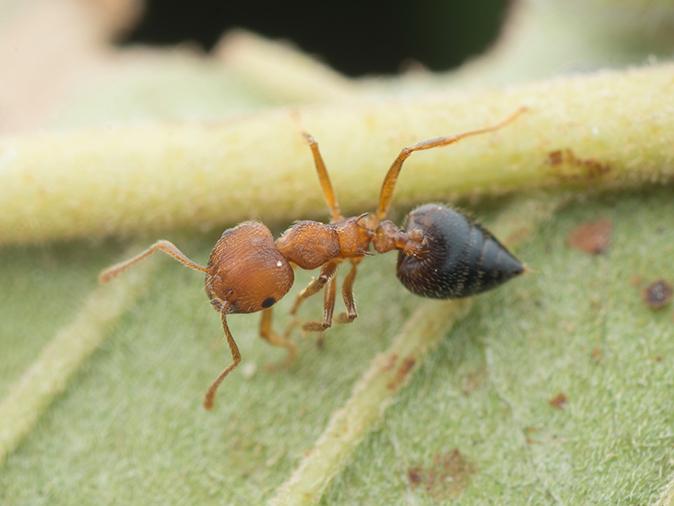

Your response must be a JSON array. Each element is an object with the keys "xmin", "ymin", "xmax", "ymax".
[
  {"xmin": 0, "ymin": 188, "xmax": 672, "ymax": 505},
  {"xmin": 323, "ymin": 188, "xmax": 674, "ymax": 505},
  {"xmin": 1, "ymin": 3, "xmax": 673, "ymax": 504}
]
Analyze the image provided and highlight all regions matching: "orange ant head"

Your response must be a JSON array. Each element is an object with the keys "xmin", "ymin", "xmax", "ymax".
[{"xmin": 206, "ymin": 222, "xmax": 294, "ymax": 314}]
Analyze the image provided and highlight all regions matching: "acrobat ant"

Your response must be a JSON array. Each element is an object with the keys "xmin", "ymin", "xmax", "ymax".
[{"xmin": 99, "ymin": 108, "xmax": 526, "ymax": 410}]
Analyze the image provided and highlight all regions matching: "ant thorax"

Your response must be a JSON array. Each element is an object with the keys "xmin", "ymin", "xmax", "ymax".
[
  {"xmin": 275, "ymin": 220, "xmax": 340, "ymax": 269},
  {"xmin": 275, "ymin": 213, "xmax": 426, "ymax": 271}
]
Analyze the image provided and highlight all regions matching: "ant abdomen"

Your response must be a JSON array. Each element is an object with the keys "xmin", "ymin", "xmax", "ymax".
[{"xmin": 396, "ymin": 204, "xmax": 524, "ymax": 299}]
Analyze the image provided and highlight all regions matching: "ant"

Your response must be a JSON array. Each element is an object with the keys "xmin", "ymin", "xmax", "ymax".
[{"xmin": 99, "ymin": 108, "xmax": 526, "ymax": 410}]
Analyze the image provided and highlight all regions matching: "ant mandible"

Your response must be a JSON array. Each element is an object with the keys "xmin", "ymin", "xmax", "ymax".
[{"xmin": 99, "ymin": 108, "xmax": 526, "ymax": 410}]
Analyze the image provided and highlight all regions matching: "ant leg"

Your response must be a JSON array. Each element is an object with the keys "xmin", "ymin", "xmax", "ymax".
[
  {"xmin": 303, "ymin": 274, "xmax": 337, "ymax": 332},
  {"xmin": 376, "ymin": 107, "xmax": 527, "ymax": 220},
  {"xmin": 336, "ymin": 258, "xmax": 362, "ymax": 324},
  {"xmin": 259, "ymin": 307, "xmax": 298, "ymax": 371},
  {"xmin": 99, "ymin": 240, "xmax": 208, "ymax": 283},
  {"xmin": 288, "ymin": 261, "xmax": 338, "ymax": 317},
  {"xmin": 203, "ymin": 303, "xmax": 241, "ymax": 410},
  {"xmin": 302, "ymin": 132, "xmax": 343, "ymax": 223},
  {"xmin": 283, "ymin": 261, "xmax": 338, "ymax": 338}
]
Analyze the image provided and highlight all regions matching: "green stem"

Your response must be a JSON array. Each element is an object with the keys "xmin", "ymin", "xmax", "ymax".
[{"xmin": 0, "ymin": 64, "xmax": 672, "ymax": 246}]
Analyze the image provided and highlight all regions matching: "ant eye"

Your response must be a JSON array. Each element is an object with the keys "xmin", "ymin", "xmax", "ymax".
[
  {"xmin": 397, "ymin": 204, "xmax": 523, "ymax": 298},
  {"xmin": 262, "ymin": 297, "xmax": 276, "ymax": 308}
]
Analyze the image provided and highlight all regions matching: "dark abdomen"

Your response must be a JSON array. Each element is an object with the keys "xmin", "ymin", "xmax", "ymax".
[{"xmin": 396, "ymin": 204, "xmax": 524, "ymax": 298}]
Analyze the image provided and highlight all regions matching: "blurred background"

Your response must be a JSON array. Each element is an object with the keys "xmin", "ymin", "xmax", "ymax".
[
  {"xmin": 3, "ymin": 0, "xmax": 673, "ymax": 134},
  {"xmin": 123, "ymin": 0, "xmax": 506, "ymax": 75}
]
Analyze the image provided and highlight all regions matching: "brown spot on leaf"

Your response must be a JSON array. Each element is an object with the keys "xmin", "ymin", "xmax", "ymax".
[
  {"xmin": 567, "ymin": 219, "xmax": 613, "ymax": 255},
  {"xmin": 630, "ymin": 275, "xmax": 643, "ymax": 287},
  {"xmin": 563, "ymin": 321, "xmax": 576, "ymax": 333},
  {"xmin": 408, "ymin": 449, "xmax": 476, "ymax": 499},
  {"xmin": 387, "ymin": 356, "xmax": 416, "ymax": 390},
  {"xmin": 547, "ymin": 149, "xmax": 611, "ymax": 181},
  {"xmin": 407, "ymin": 467, "xmax": 422, "ymax": 486},
  {"xmin": 547, "ymin": 150, "xmax": 564, "ymax": 166},
  {"xmin": 461, "ymin": 366, "xmax": 487, "ymax": 395},
  {"xmin": 642, "ymin": 279, "xmax": 672, "ymax": 310},
  {"xmin": 549, "ymin": 392, "xmax": 568, "ymax": 409},
  {"xmin": 589, "ymin": 295, "xmax": 603, "ymax": 311},
  {"xmin": 504, "ymin": 226, "xmax": 531, "ymax": 246},
  {"xmin": 524, "ymin": 426, "xmax": 541, "ymax": 445}
]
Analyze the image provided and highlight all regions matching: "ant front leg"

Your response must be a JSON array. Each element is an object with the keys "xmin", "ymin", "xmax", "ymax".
[
  {"xmin": 336, "ymin": 258, "xmax": 362, "ymax": 324},
  {"xmin": 303, "ymin": 273, "xmax": 337, "ymax": 332},
  {"xmin": 259, "ymin": 307, "xmax": 298, "ymax": 371},
  {"xmin": 203, "ymin": 301, "xmax": 241, "ymax": 410},
  {"xmin": 99, "ymin": 240, "xmax": 208, "ymax": 283}
]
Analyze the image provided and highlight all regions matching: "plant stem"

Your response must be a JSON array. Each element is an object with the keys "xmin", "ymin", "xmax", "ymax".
[{"xmin": 0, "ymin": 64, "xmax": 672, "ymax": 245}]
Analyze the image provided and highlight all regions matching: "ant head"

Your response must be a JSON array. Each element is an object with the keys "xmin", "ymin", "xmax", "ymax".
[{"xmin": 207, "ymin": 222, "xmax": 294, "ymax": 314}]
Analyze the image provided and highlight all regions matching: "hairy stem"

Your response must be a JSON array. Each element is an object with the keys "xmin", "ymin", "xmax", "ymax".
[{"xmin": 0, "ymin": 64, "xmax": 672, "ymax": 245}]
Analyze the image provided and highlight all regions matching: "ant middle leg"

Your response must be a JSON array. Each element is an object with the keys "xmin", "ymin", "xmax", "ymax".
[
  {"xmin": 302, "ymin": 273, "xmax": 337, "ymax": 332},
  {"xmin": 259, "ymin": 307, "xmax": 298, "ymax": 371},
  {"xmin": 99, "ymin": 240, "xmax": 208, "ymax": 283},
  {"xmin": 284, "ymin": 261, "xmax": 338, "ymax": 338},
  {"xmin": 203, "ymin": 302, "xmax": 241, "ymax": 410},
  {"xmin": 288, "ymin": 261, "xmax": 338, "ymax": 317},
  {"xmin": 336, "ymin": 258, "xmax": 362, "ymax": 324}
]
